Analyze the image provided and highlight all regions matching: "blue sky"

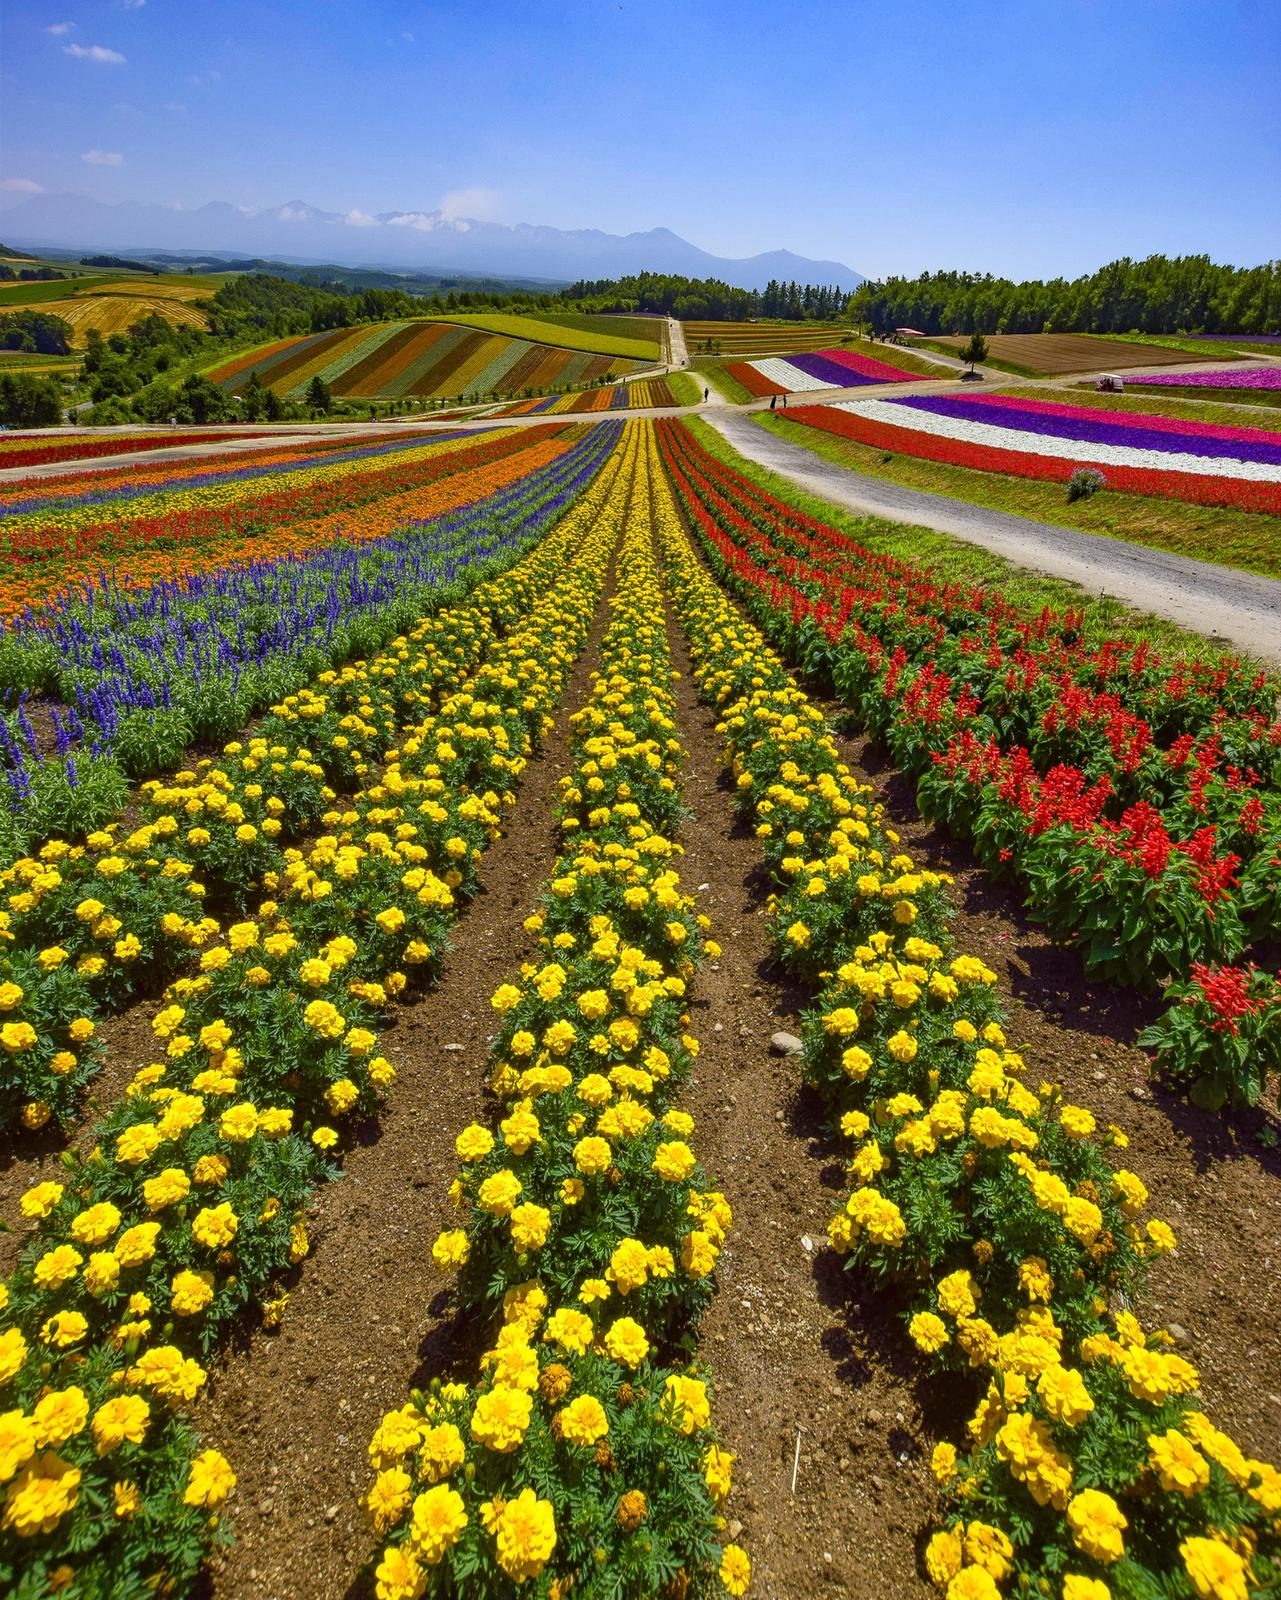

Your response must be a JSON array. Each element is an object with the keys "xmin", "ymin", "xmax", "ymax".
[{"xmin": 1, "ymin": 0, "xmax": 1277, "ymax": 279}]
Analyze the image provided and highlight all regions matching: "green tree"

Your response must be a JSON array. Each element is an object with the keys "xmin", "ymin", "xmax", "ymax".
[
  {"xmin": 0, "ymin": 372, "xmax": 63, "ymax": 426},
  {"xmin": 960, "ymin": 329, "xmax": 989, "ymax": 369},
  {"xmin": 307, "ymin": 374, "xmax": 333, "ymax": 413}
]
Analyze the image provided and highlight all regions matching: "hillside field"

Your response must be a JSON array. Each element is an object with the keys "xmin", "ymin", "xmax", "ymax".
[{"xmin": 208, "ymin": 318, "xmax": 645, "ymax": 402}]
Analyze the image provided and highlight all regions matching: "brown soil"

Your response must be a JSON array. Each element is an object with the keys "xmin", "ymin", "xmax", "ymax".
[
  {"xmin": 200, "ymin": 565, "xmax": 617, "ymax": 1600},
  {"xmin": 837, "ymin": 724, "xmax": 1281, "ymax": 1462},
  {"xmin": 927, "ymin": 332, "xmax": 1220, "ymax": 374},
  {"xmin": 665, "ymin": 607, "xmax": 939, "ymax": 1600}
]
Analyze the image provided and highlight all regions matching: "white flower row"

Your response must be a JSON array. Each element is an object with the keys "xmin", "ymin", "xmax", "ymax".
[{"xmin": 750, "ymin": 357, "xmax": 832, "ymax": 393}]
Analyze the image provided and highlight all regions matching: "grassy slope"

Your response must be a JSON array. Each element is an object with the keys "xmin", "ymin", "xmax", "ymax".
[
  {"xmin": 684, "ymin": 416, "xmax": 1259, "ymax": 666},
  {"xmin": 529, "ymin": 312, "xmax": 664, "ymax": 356},
  {"xmin": 664, "ymin": 370, "xmax": 702, "ymax": 406},
  {"xmin": 691, "ymin": 358, "xmax": 753, "ymax": 404},
  {"xmin": 419, "ymin": 312, "xmax": 658, "ymax": 362},
  {"xmin": 0, "ymin": 274, "xmax": 120, "ymax": 306},
  {"xmin": 1122, "ymin": 383, "xmax": 1281, "ymax": 411},
  {"xmin": 748, "ymin": 411, "xmax": 1281, "ymax": 583}
]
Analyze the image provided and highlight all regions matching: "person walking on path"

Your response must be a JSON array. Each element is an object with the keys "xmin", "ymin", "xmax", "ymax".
[
  {"xmin": 704, "ymin": 387, "xmax": 709, "ymax": 402},
  {"xmin": 769, "ymin": 393, "xmax": 777, "ymax": 410},
  {"xmin": 780, "ymin": 392, "xmax": 787, "ymax": 409}
]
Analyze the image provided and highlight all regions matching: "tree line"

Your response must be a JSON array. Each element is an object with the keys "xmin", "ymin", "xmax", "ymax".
[{"xmin": 849, "ymin": 256, "xmax": 1279, "ymax": 336}]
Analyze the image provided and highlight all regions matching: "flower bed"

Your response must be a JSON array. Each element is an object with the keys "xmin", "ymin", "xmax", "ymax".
[
  {"xmin": 786, "ymin": 393, "xmax": 1281, "ymax": 514},
  {"xmin": 0, "ymin": 432, "xmax": 623, "ymax": 1131},
  {"xmin": 725, "ymin": 348, "xmax": 920, "ymax": 396},
  {"xmin": 365, "ymin": 426, "xmax": 749, "ymax": 1598},
  {"xmin": 656, "ymin": 492, "xmax": 1281, "ymax": 1600},
  {"xmin": 0, "ymin": 431, "xmax": 262, "ymax": 471},
  {"xmin": 654, "ymin": 418, "xmax": 1281, "ymax": 1105},
  {"xmin": 1133, "ymin": 367, "xmax": 1281, "ymax": 390},
  {"xmin": 0, "ymin": 425, "xmax": 618, "ymax": 855},
  {"xmin": 0, "ymin": 435, "xmax": 633, "ymax": 1595}
]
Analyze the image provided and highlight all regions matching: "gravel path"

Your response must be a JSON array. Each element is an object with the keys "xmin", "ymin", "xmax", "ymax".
[{"xmin": 706, "ymin": 410, "xmax": 1281, "ymax": 664}]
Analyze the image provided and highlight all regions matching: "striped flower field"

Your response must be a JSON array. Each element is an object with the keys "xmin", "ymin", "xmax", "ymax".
[
  {"xmin": 788, "ymin": 390, "xmax": 1281, "ymax": 512},
  {"xmin": 208, "ymin": 321, "xmax": 642, "ymax": 403},
  {"xmin": 0, "ymin": 417, "xmax": 1277, "ymax": 1600},
  {"xmin": 726, "ymin": 347, "xmax": 920, "ymax": 396}
]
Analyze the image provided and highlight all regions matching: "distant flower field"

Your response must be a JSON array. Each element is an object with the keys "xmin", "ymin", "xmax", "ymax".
[
  {"xmin": 787, "ymin": 390, "xmax": 1281, "ymax": 513},
  {"xmin": 1131, "ymin": 366, "xmax": 1281, "ymax": 391},
  {"xmin": 725, "ymin": 347, "xmax": 920, "ymax": 396}
]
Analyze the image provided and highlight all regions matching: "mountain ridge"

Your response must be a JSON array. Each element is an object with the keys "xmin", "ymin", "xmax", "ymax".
[{"xmin": 0, "ymin": 192, "xmax": 864, "ymax": 291}]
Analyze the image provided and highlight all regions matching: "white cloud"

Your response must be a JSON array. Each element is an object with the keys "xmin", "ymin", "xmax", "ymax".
[
  {"xmin": 344, "ymin": 209, "xmax": 380, "ymax": 228},
  {"xmin": 65, "ymin": 43, "xmax": 127, "ymax": 63},
  {"xmin": 402, "ymin": 30, "xmax": 414, "ymax": 41},
  {"xmin": 0, "ymin": 178, "xmax": 43, "ymax": 193},
  {"xmin": 122, "ymin": 0, "xmax": 146, "ymax": 9},
  {"xmin": 82, "ymin": 149, "xmax": 125, "ymax": 166},
  {"xmin": 439, "ymin": 186, "xmax": 499, "ymax": 223},
  {"xmin": 162, "ymin": 100, "xmax": 187, "ymax": 112},
  {"xmin": 187, "ymin": 69, "xmax": 221, "ymax": 85},
  {"xmin": 47, "ymin": 21, "xmax": 74, "ymax": 35}
]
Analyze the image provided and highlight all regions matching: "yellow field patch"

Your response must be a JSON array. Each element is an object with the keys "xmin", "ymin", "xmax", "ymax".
[{"xmin": 27, "ymin": 293, "xmax": 211, "ymax": 345}]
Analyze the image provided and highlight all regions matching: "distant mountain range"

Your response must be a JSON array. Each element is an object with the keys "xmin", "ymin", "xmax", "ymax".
[{"xmin": 0, "ymin": 192, "xmax": 864, "ymax": 291}]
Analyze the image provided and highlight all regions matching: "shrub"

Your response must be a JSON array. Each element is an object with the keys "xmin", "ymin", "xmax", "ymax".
[{"xmin": 1066, "ymin": 467, "xmax": 1107, "ymax": 501}]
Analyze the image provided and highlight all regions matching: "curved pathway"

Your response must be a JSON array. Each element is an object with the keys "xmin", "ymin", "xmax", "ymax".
[{"xmin": 706, "ymin": 409, "xmax": 1281, "ymax": 664}]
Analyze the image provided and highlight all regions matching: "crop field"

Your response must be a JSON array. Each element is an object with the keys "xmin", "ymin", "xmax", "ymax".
[
  {"xmin": 208, "ymin": 320, "xmax": 643, "ymax": 402},
  {"xmin": 0, "ymin": 415, "xmax": 1278, "ymax": 1600},
  {"xmin": 0, "ymin": 273, "xmax": 222, "ymax": 344},
  {"xmin": 682, "ymin": 319, "xmax": 863, "ymax": 354},
  {"xmin": 421, "ymin": 310, "xmax": 662, "ymax": 362},
  {"xmin": 923, "ymin": 332, "xmax": 1222, "ymax": 375}
]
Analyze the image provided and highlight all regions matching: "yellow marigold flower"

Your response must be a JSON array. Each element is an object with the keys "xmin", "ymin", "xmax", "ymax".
[
  {"xmin": 455, "ymin": 1123, "xmax": 493, "ymax": 1163},
  {"xmin": 910, "ymin": 1313, "xmax": 949, "ymax": 1354},
  {"xmin": 964, "ymin": 1520, "xmax": 1013, "ymax": 1580},
  {"xmin": 184, "ymin": 1448, "xmax": 236, "ymax": 1508},
  {"xmin": 19, "ymin": 1181, "xmax": 64, "ymax": 1220},
  {"xmin": 661, "ymin": 1374, "xmax": 710, "ymax": 1435},
  {"xmin": 947, "ymin": 1571, "xmax": 1000, "ymax": 1600},
  {"xmin": 1180, "ymin": 1536, "xmax": 1248, "ymax": 1600},
  {"xmin": 931, "ymin": 1442, "xmax": 958, "ymax": 1483},
  {"xmin": 31, "ymin": 1386, "xmax": 88, "ymax": 1449},
  {"xmin": 1066, "ymin": 1488, "xmax": 1127, "ymax": 1564},
  {"xmin": 33, "ymin": 1244, "xmax": 82, "ymax": 1291},
  {"xmin": 1062, "ymin": 1579, "xmax": 1111, "ymax": 1600},
  {"xmin": 509, "ymin": 1203, "xmax": 551, "ymax": 1253},
  {"xmin": 470, "ymin": 1386, "xmax": 532, "ymax": 1454},
  {"xmin": 171, "ymin": 1269, "xmax": 215, "ymax": 1317},
  {"xmin": 1037, "ymin": 1365, "xmax": 1095, "ymax": 1428},
  {"xmin": 720, "ymin": 1543, "xmax": 751, "ymax": 1596},
  {"xmin": 40, "ymin": 1312, "xmax": 87, "ymax": 1349},
  {"xmin": 0, "ymin": 1330, "xmax": 27, "ymax": 1384},
  {"xmin": 409, "ymin": 1481, "xmax": 468, "ymax": 1565},
  {"xmin": 924, "ymin": 1526, "xmax": 963, "ymax": 1587},
  {"xmin": 703, "ymin": 1442, "xmax": 735, "ymax": 1503},
  {"xmin": 1147, "ymin": 1428, "xmax": 1210, "ymax": 1496},
  {"xmin": 492, "ymin": 1486, "xmax": 556, "ymax": 1582},
  {"xmin": 92, "ymin": 1396, "xmax": 150, "ymax": 1455},
  {"xmin": 191, "ymin": 1203, "xmax": 238, "ymax": 1249},
  {"xmin": 364, "ymin": 1466, "xmax": 412, "ymax": 1536},
  {"xmin": 557, "ymin": 1394, "xmax": 608, "ymax": 1447},
  {"xmin": 652, "ymin": 1139, "xmax": 696, "ymax": 1182},
  {"xmin": 0, "ymin": 1413, "xmax": 37, "ymax": 1483},
  {"xmin": 1, "ymin": 1450, "xmax": 81, "ymax": 1536}
]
